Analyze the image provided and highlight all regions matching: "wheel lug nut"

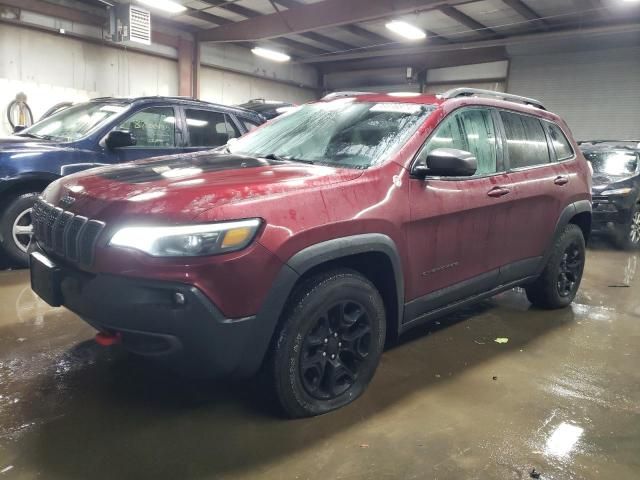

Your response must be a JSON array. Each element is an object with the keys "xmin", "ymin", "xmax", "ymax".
[
  {"xmin": 322, "ymin": 352, "xmax": 327, "ymax": 357},
  {"xmin": 330, "ymin": 354, "xmax": 335, "ymax": 359},
  {"xmin": 334, "ymin": 332, "xmax": 338, "ymax": 338},
  {"xmin": 338, "ymin": 342, "xmax": 342, "ymax": 347},
  {"xmin": 324, "ymin": 338, "xmax": 328, "ymax": 344}
]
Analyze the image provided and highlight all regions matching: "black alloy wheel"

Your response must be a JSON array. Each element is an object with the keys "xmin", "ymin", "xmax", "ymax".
[{"xmin": 300, "ymin": 300, "xmax": 372, "ymax": 400}]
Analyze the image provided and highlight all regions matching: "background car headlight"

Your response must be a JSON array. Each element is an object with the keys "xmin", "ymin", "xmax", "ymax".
[
  {"xmin": 601, "ymin": 187, "xmax": 633, "ymax": 196},
  {"xmin": 109, "ymin": 219, "xmax": 261, "ymax": 257}
]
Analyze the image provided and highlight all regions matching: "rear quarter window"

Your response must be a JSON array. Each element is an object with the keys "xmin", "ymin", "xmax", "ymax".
[{"xmin": 546, "ymin": 123, "xmax": 574, "ymax": 161}]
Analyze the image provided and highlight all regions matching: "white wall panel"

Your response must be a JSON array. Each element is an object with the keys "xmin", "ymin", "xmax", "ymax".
[
  {"xmin": 199, "ymin": 67, "xmax": 317, "ymax": 105},
  {"xmin": 507, "ymin": 46, "xmax": 640, "ymax": 140},
  {"xmin": 0, "ymin": 24, "xmax": 178, "ymax": 135}
]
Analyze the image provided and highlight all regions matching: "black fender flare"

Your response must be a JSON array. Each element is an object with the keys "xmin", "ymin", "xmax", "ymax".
[
  {"xmin": 540, "ymin": 200, "xmax": 592, "ymax": 271},
  {"xmin": 238, "ymin": 234, "xmax": 404, "ymax": 376}
]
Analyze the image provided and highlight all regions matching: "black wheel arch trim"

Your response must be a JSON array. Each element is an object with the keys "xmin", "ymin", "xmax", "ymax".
[
  {"xmin": 540, "ymin": 200, "xmax": 591, "ymax": 273},
  {"xmin": 241, "ymin": 234, "xmax": 405, "ymax": 376}
]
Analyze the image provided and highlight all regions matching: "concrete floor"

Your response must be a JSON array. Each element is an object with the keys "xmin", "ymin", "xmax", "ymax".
[{"xmin": 0, "ymin": 242, "xmax": 639, "ymax": 480}]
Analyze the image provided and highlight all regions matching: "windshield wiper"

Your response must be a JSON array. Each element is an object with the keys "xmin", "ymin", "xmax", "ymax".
[
  {"xmin": 16, "ymin": 132, "xmax": 44, "ymax": 139},
  {"xmin": 261, "ymin": 153, "xmax": 314, "ymax": 164}
]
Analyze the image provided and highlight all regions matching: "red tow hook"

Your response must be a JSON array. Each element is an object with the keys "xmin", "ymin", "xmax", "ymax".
[{"xmin": 95, "ymin": 331, "xmax": 122, "ymax": 347}]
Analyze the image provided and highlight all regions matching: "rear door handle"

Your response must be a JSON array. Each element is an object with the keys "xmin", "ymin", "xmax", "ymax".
[
  {"xmin": 554, "ymin": 176, "xmax": 569, "ymax": 186},
  {"xmin": 487, "ymin": 186, "xmax": 511, "ymax": 198}
]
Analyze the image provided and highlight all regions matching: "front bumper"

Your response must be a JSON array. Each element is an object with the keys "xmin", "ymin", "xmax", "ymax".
[
  {"xmin": 591, "ymin": 194, "xmax": 635, "ymax": 232},
  {"xmin": 29, "ymin": 247, "xmax": 267, "ymax": 377}
]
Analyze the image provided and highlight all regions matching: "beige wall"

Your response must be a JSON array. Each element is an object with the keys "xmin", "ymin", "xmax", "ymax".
[
  {"xmin": 0, "ymin": 24, "xmax": 179, "ymax": 135},
  {"xmin": 199, "ymin": 67, "xmax": 317, "ymax": 106}
]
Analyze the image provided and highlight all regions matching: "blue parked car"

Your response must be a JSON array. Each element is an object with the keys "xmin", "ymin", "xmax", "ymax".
[{"xmin": 0, "ymin": 96, "xmax": 264, "ymax": 265}]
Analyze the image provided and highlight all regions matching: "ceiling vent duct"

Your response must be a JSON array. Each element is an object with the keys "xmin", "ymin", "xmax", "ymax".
[{"xmin": 109, "ymin": 4, "xmax": 152, "ymax": 46}]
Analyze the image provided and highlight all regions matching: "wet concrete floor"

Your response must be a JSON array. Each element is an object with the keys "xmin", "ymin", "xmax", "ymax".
[{"xmin": 0, "ymin": 242, "xmax": 639, "ymax": 479}]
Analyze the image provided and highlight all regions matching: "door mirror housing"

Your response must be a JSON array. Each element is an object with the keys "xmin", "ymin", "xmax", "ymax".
[
  {"xmin": 105, "ymin": 130, "xmax": 136, "ymax": 149},
  {"xmin": 414, "ymin": 148, "xmax": 477, "ymax": 177}
]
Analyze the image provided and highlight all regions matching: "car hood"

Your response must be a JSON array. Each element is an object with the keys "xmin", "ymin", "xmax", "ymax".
[
  {"xmin": 43, "ymin": 151, "xmax": 363, "ymax": 221},
  {"xmin": 591, "ymin": 173, "xmax": 632, "ymax": 189},
  {"xmin": 0, "ymin": 135, "xmax": 72, "ymax": 153}
]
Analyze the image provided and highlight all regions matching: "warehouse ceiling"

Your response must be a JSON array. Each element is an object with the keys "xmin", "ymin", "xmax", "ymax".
[{"xmin": 72, "ymin": 0, "xmax": 640, "ymax": 71}]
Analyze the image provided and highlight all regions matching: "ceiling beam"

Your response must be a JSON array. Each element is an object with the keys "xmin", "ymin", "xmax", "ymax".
[
  {"xmin": 200, "ymin": 0, "xmax": 355, "ymax": 53},
  {"xmin": 270, "ymin": 37, "xmax": 330, "ymax": 56},
  {"xmin": 185, "ymin": 7, "xmax": 231, "ymax": 26},
  {"xmin": 198, "ymin": 0, "xmax": 468, "ymax": 42},
  {"xmin": 299, "ymin": 21, "xmax": 640, "ymax": 63},
  {"xmin": 320, "ymin": 46, "xmax": 508, "ymax": 74},
  {"xmin": 438, "ymin": 5, "xmax": 500, "ymax": 38},
  {"xmin": 500, "ymin": 0, "xmax": 550, "ymax": 31}
]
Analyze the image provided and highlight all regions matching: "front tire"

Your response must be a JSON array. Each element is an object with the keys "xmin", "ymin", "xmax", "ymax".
[
  {"xmin": 0, "ymin": 192, "xmax": 39, "ymax": 266},
  {"xmin": 525, "ymin": 224, "xmax": 586, "ymax": 309},
  {"xmin": 268, "ymin": 269, "xmax": 386, "ymax": 418},
  {"xmin": 613, "ymin": 204, "xmax": 640, "ymax": 250}
]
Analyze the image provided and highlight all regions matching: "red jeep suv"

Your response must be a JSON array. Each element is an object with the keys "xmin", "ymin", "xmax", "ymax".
[{"xmin": 29, "ymin": 89, "xmax": 592, "ymax": 417}]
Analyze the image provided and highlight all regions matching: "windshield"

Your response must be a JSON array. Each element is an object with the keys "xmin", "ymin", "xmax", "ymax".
[
  {"xmin": 19, "ymin": 102, "xmax": 129, "ymax": 142},
  {"xmin": 228, "ymin": 99, "xmax": 434, "ymax": 169},
  {"xmin": 584, "ymin": 150, "xmax": 639, "ymax": 176}
]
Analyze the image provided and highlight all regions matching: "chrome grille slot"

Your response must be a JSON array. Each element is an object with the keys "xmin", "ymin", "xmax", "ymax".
[{"xmin": 32, "ymin": 199, "xmax": 105, "ymax": 267}]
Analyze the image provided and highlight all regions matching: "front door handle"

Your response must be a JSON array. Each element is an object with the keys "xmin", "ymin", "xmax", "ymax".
[
  {"xmin": 487, "ymin": 186, "xmax": 511, "ymax": 198},
  {"xmin": 554, "ymin": 176, "xmax": 569, "ymax": 186}
]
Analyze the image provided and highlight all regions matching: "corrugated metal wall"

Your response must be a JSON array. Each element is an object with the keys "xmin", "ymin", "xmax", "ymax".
[{"xmin": 508, "ymin": 46, "xmax": 640, "ymax": 141}]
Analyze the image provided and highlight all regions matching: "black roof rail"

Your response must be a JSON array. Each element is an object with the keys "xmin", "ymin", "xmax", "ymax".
[
  {"xmin": 321, "ymin": 91, "xmax": 375, "ymax": 100},
  {"xmin": 440, "ymin": 88, "xmax": 546, "ymax": 110}
]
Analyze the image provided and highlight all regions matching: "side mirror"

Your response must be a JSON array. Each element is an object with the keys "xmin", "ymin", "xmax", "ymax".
[
  {"xmin": 13, "ymin": 125, "xmax": 27, "ymax": 134},
  {"xmin": 105, "ymin": 130, "xmax": 136, "ymax": 149},
  {"xmin": 414, "ymin": 148, "xmax": 477, "ymax": 177}
]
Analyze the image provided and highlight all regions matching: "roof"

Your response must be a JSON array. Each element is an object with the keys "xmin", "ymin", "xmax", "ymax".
[
  {"xmin": 318, "ymin": 91, "xmax": 562, "ymax": 121},
  {"xmin": 87, "ymin": 96, "xmax": 261, "ymax": 119}
]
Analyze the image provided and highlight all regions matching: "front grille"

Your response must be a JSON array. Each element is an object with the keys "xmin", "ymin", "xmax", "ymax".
[{"xmin": 32, "ymin": 199, "xmax": 105, "ymax": 267}]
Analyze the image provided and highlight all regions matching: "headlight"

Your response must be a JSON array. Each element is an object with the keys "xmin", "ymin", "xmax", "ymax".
[
  {"xmin": 601, "ymin": 187, "xmax": 633, "ymax": 196},
  {"xmin": 109, "ymin": 219, "xmax": 261, "ymax": 257}
]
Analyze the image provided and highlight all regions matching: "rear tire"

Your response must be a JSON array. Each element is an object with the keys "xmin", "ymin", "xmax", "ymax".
[
  {"xmin": 612, "ymin": 204, "xmax": 640, "ymax": 250},
  {"xmin": 0, "ymin": 192, "xmax": 39, "ymax": 266},
  {"xmin": 267, "ymin": 269, "xmax": 386, "ymax": 418},
  {"xmin": 525, "ymin": 224, "xmax": 586, "ymax": 309}
]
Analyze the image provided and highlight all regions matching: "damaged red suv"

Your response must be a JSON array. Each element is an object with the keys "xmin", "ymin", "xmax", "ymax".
[{"xmin": 29, "ymin": 89, "xmax": 591, "ymax": 417}]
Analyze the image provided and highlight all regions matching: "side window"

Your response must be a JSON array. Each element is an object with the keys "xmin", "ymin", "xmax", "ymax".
[
  {"xmin": 185, "ymin": 109, "xmax": 240, "ymax": 147},
  {"xmin": 547, "ymin": 123, "xmax": 574, "ymax": 161},
  {"xmin": 420, "ymin": 108, "xmax": 498, "ymax": 176},
  {"xmin": 116, "ymin": 107, "xmax": 176, "ymax": 147},
  {"xmin": 500, "ymin": 111, "xmax": 550, "ymax": 169}
]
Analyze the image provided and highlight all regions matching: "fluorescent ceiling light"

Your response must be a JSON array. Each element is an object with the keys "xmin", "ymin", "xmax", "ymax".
[
  {"xmin": 137, "ymin": 0, "xmax": 187, "ymax": 14},
  {"xmin": 385, "ymin": 20, "xmax": 426, "ymax": 40},
  {"xmin": 252, "ymin": 47, "xmax": 291, "ymax": 62}
]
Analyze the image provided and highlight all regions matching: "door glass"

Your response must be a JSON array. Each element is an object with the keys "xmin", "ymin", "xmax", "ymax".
[
  {"xmin": 547, "ymin": 123, "xmax": 574, "ymax": 161},
  {"xmin": 116, "ymin": 107, "xmax": 176, "ymax": 147},
  {"xmin": 500, "ymin": 111, "xmax": 550, "ymax": 168},
  {"xmin": 185, "ymin": 110, "xmax": 240, "ymax": 147},
  {"xmin": 420, "ymin": 108, "xmax": 498, "ymax": 175}
]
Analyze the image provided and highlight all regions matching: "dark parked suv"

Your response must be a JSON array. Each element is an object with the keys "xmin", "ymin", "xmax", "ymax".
[
  {"xmin": 29, "ymin": 89, "xmax": 591, "ymax": 417},
  {"xmin": 0, "ymin": 96, "xmax": 263, "ymax": 265},
  {"xmin": 580, "ymin": 140, "xmax": 640, "ymax": 249}
]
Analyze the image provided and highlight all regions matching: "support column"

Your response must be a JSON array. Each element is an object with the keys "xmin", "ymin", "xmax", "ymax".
[{"xmin": 178, "ymin": 37, "xmax": 200, "ymax": 98}]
